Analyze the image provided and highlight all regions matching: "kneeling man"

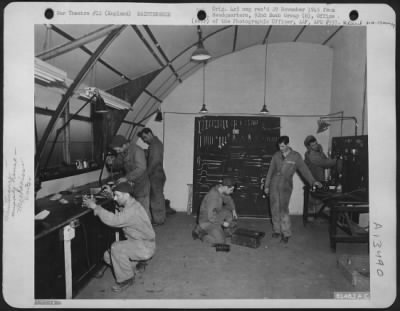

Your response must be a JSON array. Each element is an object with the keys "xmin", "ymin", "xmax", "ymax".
[
  {"xmin": 83, "ymin": 182, "xmax": 155, "ymax": 292},
  {"xmin": 193, "ymin": 177, "xmax": 238, "ymax": 244}
]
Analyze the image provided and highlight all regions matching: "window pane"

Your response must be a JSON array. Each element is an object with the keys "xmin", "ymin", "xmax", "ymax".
[
  {"xmin": 69, "ymin": 96, "xmax": 91, "ymax": 117},
  {"xmin": 35, "ymin": 85, "xmax": 63, "ymax": 110},
  {"xmin": 69, "ymin": 120, "xmax": 93, "ymax": 162},
  {"xmin": 36, "ymin": 114, "xmax": 65, "ymax": 168}
]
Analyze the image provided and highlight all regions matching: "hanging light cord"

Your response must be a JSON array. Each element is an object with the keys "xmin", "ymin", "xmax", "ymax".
[
  {"xmin": 198, "ymin": 26, "xmax": 203, "ymax": 44},
  {"xmin": 203, "ymin": 62, "xmax": 206, "ymax": 106},
  {"xmin": 263, "ymin": 43, "xmax": 268, "ymax": 107}
]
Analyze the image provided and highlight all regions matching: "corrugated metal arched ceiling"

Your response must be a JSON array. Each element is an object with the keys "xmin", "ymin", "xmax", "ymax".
[{"xmin": 35, "ymin": 24, "xmax": 342, "ymax": 133}]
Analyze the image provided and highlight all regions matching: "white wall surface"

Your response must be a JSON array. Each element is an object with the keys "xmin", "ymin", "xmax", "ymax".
[
  {"xmin": 159, "ymin": 43, "xmax": 333, "ymax": 214},
  {"xmin": 329, "ymin": 27, "xmax": 367, "ymax": 138}
]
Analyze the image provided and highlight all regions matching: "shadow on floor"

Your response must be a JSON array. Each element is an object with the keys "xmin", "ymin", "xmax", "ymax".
[{"xmin": 75, "ymin": 213, "xmax": 369, "ymax": 302}]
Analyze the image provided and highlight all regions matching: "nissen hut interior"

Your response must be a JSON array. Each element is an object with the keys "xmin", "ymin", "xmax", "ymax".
[{"xmin": 34, "ymin": 24, "xmax": 370, "ymax": 300}]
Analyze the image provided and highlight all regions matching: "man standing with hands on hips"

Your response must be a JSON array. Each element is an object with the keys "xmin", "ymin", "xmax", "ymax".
[{"xmin": 264, "ymin": 136, "xmax": 322, "ymax": 244}]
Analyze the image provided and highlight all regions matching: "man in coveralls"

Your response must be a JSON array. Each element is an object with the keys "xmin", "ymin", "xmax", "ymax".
[
  {"xmin": 137, "ymin": 128, "xmax": 169, "ymax": 225},
  {"xmin": 106, "ymin": 135, "xmax": 151, "ymax": 219},
  {"xmin": 304, "ymin": 135, "xmax": 341, "ymax": 220},
  {"xmin": 193, "ymin": 177, "xmax": 238, "ymax": 245},
  {"xmin": 264, "ymin": 136, "xmax": 322, "ymax": 243},
  {"xmin": 83, "ymin": 182, "xmax": 155, "ymax": 292}
]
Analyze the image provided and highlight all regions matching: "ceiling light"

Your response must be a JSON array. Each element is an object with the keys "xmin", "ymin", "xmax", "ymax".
[
  {"xmin": 155, "ymin": 109, "xmax": 163, "ymax": 122},
  {"xmin": 260, "ymin": 104, "xmax": 269, "ymax": 114},
  {"xmin": 191, "ymin": 26, "xmax": 211, "ymax": 62},
  {"xmin": 199, "ymin": 104, "xmax": 208, "ymax": 113},
  {"xmin": 191, "ymin": 41, "xmax": 211, "ymax": 61},
  {"xmin": 317, "ymin": 120, "xmax": 330, "ymax": 133},
  {"xmin": 93, "ymin": 91, "xmax": 108, "ymax": 114},
  {"xmin": 317, "ymin": 116, "xmax": 358, "ymax": 136}
]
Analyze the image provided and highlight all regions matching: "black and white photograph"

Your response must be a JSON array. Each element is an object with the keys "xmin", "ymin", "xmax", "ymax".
[{"xmin": 2, "ymin": 2, "xmax": 396, "ymax": 309}]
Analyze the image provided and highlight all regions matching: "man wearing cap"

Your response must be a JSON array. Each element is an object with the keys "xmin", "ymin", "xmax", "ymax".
[
  {"xmin": 106, "ymin": 135, "xmax": 151, "ymax": 218},
  {"xmin": 83, "ymin": 182, "xmax": 155, "ymax": 292},
  {"xmin": 193, "ymin": 177, "xmax": 238, "ymax": 245},
  {"xmin": 304, "ymin": 135, "xmax": 340, "ymax": 220},
  {"xmin": 264, "ymin": 136, "xmax": 322, "ymax": 243},
  {"xmin": 138, "ymin": 128, "xmax": 172, "ymax": 226}
]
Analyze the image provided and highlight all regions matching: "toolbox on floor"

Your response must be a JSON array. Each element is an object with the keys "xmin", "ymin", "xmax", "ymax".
[{"xmin": 231, "ymin": 228, "xmax": 265, "ymax": 248}]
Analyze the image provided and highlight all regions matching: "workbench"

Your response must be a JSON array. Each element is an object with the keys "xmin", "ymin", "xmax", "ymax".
[
  {"xmin": 35, "ymin": 184, "xmax": 116, "ymax": 299},
  {"xmin": 303, "ymin": 187, "xmax": 369, "ymax": 252}
]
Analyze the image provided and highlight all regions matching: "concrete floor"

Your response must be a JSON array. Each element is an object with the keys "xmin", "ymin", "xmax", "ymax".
[{"xmin": 75, "ymin": 213, "xmax": 369, "ymax": 302}]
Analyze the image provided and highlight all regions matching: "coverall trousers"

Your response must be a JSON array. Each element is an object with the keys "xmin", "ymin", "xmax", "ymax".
[
  {"xmin": 149, "ymin": 171, "xmax": 166, "ymax": 224},
  {"xmin": 199, "ymin": 208, "xmax": 233, "ymax": 244},
  {"xmin": 104, "ymin": 239, "xmax": 155, "ymax": 283},
  {"xmin": 269, "ymin": 175, "xmax": 293, "ymax": 237}
]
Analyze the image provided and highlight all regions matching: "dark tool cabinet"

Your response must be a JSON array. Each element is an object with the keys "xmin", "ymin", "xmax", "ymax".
[
  {"xmin": 331, "ymin": 135, "xmax": 369, "ymax": 194},
  {"xmin": 192, "ymin": 116, "xmax": 280, "ymax": 218},
  {"xmin": 331, "ymin": 135, "xmax": 369, "ymax": 225}
]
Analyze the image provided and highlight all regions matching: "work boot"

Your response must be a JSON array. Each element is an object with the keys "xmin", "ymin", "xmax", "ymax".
[
  {"xmin": 192, "ymin": 225, "xmax": 206, "ymax": 240},
  {"xmin": 165, "ymin": 199, "xmax": 177, "ymax": 216},
  {"xmin": 271, "ymin": 232, "xmax": 281, "ymax": 239},
  {"xmin": 94, "ymin": 264, "xmax": 108, "ymax": 279},
  {"xmin": 280, "ymin": 236, "xmax": 289, "ymax": 244},
  {"xmin": 111, "ymin": 277, "xmax": 134, "ymax": 293},
  {"xmin": 136, "ymin": 261, "xmax": 148, "ymax": 273}
]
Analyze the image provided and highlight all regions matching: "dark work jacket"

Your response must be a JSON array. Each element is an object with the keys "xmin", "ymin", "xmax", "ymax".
[
  {"xmin": 304, "ymin": 149, "xmax": 336, "ymax": 182},
  {"xmin": 147, "ymin": 136, "xmax": 165, "ymax": 179},
  {"xmin": 265, "ymin": 148, "xmax": 316, "ymax": 192},
  {"xmin": 113, "ymin": 143, "xmax": 150, "ymax": 197}
]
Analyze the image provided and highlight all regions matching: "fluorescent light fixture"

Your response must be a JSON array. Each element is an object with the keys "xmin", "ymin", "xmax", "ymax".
[
  {"xmin": 80, "ymin": 87, "xmax": 131, "ymax": 110},
  {"xmin": 34, "ymin": 58, "xmax": 67, "ymax": 84}
]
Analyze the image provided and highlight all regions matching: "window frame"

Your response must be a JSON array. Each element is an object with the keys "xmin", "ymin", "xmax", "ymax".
[{"xmin": 35, "ymin": 101, "xmax": 104, "ymax": 181}]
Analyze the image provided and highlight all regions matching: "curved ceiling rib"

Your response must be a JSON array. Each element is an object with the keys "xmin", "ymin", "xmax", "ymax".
[
  {"xmin": 34, "ymin": 24, "xmax": 345, "ymax": 139},
  {"xmin": 49, "ymin": 25, "xmax": 129, "ymax": 81},
  {"xmin": 293, "ymin": 25, "xmax": 307, "ymax": 42},
  {"xmin": 143, "ymin": 25, "xmax": 182, "ymax": 83},
  {"xmin": 322, "ymin": 26, "xmax": 343, "ymax": 45},
  {"xmin": 131, "ymin": 25, "xmax": 165, "ymax": 67},
  {"xmin": 36, "ymin": 25, "xmax": 123, "ymax": 61},
  {"xmin": 119, "ymin": 25, "xmax": 235, "ymax": 129},
  {"xmin": 262, "ymin": 26, "xmax": 273, "ymax": 44},
  {"xmin": 232, "ymin": 26, "xmax": 238, "ymax": 52}
]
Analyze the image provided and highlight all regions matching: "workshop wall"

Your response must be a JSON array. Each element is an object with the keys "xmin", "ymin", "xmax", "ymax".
[
  {"xmin": 154, "ymin": 43, "xmax": 333, "ymax": 214},
  {"xmin": 329, "ymin": 27, "xmax": 367, "ymax": 137}
]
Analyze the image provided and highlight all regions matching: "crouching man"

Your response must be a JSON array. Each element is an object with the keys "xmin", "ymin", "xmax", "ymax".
[
  {"xmin": 193, "ymin": 177, "xmax": 238, "ymax": 244},
  {"xmin": 83, "ymin": 182, "xmax": 155, "ymax": 292}
]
